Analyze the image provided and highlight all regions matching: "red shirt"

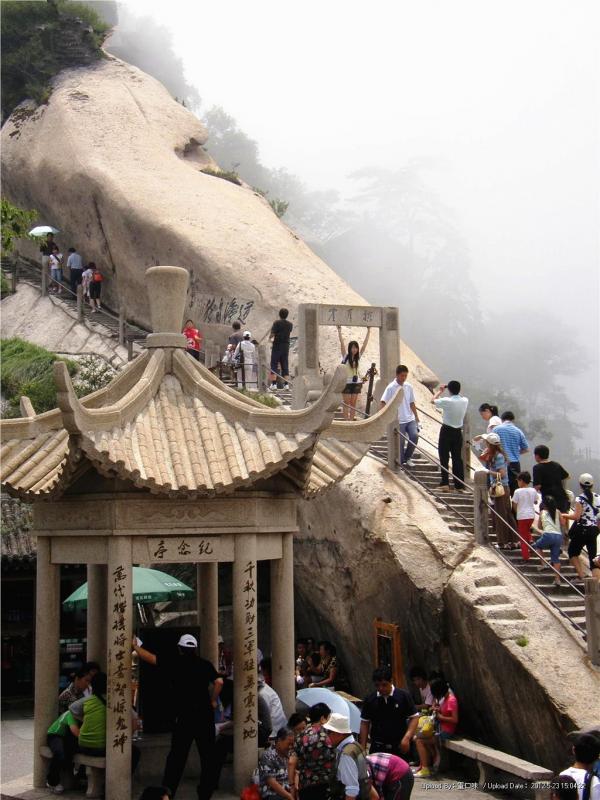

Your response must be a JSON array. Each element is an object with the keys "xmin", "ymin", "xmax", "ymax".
[
  {"xmin": 439, "ymin": 692, "xmax": 458, "ymax": 734},
  {"xmin": 183, "ymin": 326, "xmax": 202, "ymax": 352}
]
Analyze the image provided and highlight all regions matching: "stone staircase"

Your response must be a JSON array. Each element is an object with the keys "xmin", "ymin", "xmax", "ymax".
[
  {"xmin": 368, "ymin": 437, "xmax": 587, "ymax": 636},
  {"xmin": 13, "ymin": 256, "xmax": 149, "ymax": 352}
]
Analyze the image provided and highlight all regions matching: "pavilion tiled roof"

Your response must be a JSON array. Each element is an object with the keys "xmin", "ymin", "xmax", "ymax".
[{"xmin": 0, "ymin": 267, "xmax": 401, "ymax": 501}]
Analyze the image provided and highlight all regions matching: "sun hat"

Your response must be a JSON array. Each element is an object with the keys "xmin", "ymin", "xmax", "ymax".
[
  {"xmin": 323, "ymin": 713, "xmax": 352, "ymax": 735},
  {"xmin": 178, "ymin": 634, "xmax": 198, "ymax": 648},
  {"xmin": 482, "ymin": 433, "xmax": 501, "ymax": 445},
  {"xmin": 579, "ymin": 473, "xmax": 594, "ymax": 487}
]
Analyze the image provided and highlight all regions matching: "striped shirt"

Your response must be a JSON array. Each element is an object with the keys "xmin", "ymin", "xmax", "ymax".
[
  {"xmin": 366, "ymin": 753, "xmax": 409, "ymax": 792},
  {"xmin": 494, "ymin": 422, "xmax": 528, "ymax": 462}
]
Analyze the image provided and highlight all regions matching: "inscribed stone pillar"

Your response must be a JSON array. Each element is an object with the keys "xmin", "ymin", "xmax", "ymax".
[
  {"xmin": 198, "ymin": 562, "xmax": 219, "ymax": 667},
  {"xmin": 473, "ymin": 470, "xmax": 490, "ymax": 545},
  {"xmin": 87, "ymin": 564, "xmax": 107, "ymax": 666},
  {"xmin": 233, "ymin": 534, "xmax": 258, "ymax": 793},
  {"xmin": 105, "ymin": 537, "xmax": 133, "ymax": 800},
  {"xmin": 270, "ymin": 533, "xmax": 295, "ymax": 715},
  {"xmin": 376, "ymin": 307, "xmax": 400, "ymax": 401},
  {"xmin": 33, "ymin": 537, "xmax": 60, "ymax": 787},
  {"xmin": 292, "ymin": 304, "xmax": 322, "ymax": 409}
]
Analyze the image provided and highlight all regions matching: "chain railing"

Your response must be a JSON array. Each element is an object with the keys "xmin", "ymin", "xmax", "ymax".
[{"xmin": 392, "ymin": 427, "xmax": 587, "ymax": 634}]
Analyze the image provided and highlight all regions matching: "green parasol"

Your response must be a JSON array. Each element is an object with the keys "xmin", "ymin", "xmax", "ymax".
[{"xmin": 62, "ymin": 567, "xmax": 194, "ymax": 611}]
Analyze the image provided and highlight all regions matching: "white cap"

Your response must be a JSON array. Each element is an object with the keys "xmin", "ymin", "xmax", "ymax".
[
  {"xmin": 482, "ymin": 433, "xmax": 500, "ymax": 445},
  {"xmin": 579, "ymin": 473, "xmax": 594, "ymax": 487},
  {"xmin": 244, "ymin": 330, "xmax": 252, "ymax": 338},
  {"xmin": 217, "ymin": 635, "xmax": 224, "ymax": 644},
  {"xmin": 178, "ymin": 634, "xmax": 198, "ymax": 648},
  {"xmin": 323, "ymin": 713, "xmax": 352, "ymax": 735}
]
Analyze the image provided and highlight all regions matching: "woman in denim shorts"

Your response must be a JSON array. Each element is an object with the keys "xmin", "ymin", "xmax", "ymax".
[{"xmin": 532, "ymin": 495, "xmax": 563, "ymax": 586}]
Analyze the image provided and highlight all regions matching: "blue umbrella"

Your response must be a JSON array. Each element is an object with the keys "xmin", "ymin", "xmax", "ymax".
[{"xmin": 296, "ymin": 687, "xmax": 361, "ymax": 733}]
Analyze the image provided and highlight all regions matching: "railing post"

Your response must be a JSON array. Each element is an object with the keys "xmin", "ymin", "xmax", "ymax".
[
  {"xmin": 10, "ymin": 262, "xmax": 18, "ymax": 293},
  {"xmin": 41, "ymin": 265, "xmax": 48, "ymax": 296},
  {"xmin": 240, "ymin": 348, "xmax": 246, "ymax": 389},
  {"xmin": 76, "ymin": 284, "xmax": 84, "ymax": 322},
  {"xmin": 118, "ymin": 305, "xmax": 126, "ymax": 346},
  {"xmin": 473, "ymin": 470, "xmax": 490, "ymax": 544},
  {"xmin": 462, "ymin": 416, "xmax": 472, "ymax": 480},
  {"xmin": 258, "ymin": 344, "xmax": 268, "ymax": 391},
  {"xmin": 387, "ymin": 423, "xmax": 398, "ymax": 471},
  {"xmin": 585, "ymin": 578, "xmax": 600, "ymax": 666},
  {"xmin": 127, "ymin": 338, "xmax": 134, "ymax": 362},
  {"xmin": 365, "ymin": 362, "xmax": 376, "ymax": 417}
]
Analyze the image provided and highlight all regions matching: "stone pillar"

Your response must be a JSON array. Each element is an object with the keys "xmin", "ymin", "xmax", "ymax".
[
  {"xmin": 87, "ymin": 564, "xmax": 107, "ymax": 666},
  {"xmin": 41, "ymin": 266, "xmax": 48, "ymax": 296},
  {"xmin": 292, "ymin": 304, "xmax": 322, "ymax": 409},
  {"xmin": 584, "ymin": 578, "xmax": 600, "ymax": 666},
  {"xmin": 33, "ymin": 537, "xmax": 61, "ymax": 787},
  {"xmin": 76, "ymin": 283, "xmax": 84, "ymax": 322},
  {"xmin": 233, "ymin": 534, "xmax": 258, "ymax": 793},
  {"xmin": 270, "ymin": 532, "xmax": 295, "ymax": 716},
  {"xmin": 375, "ymin": 307, "xmax": 400, "ymax": 402},
  {"xmin": 198, "ymin": 562, "xmax": 219, "ymax": 667},
  {"xmin": 473, "ymin": 470, "xmax": 490, "ymax": 545},
  {"xmin": 387, "ymin": 422, "xmax": 399, "ymax": 471},
  {"xmin": 105, "ymin": 537, "xmax": 133, "ymax": 800},
  {"xmin": 462, "ymin": 416, "xmax": 472, "ymax": 483}
]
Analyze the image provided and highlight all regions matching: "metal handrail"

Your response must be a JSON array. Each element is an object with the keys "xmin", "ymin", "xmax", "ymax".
[{"xmin": 394, "ymin": 428, "xmax": 586, "ymax": 608}]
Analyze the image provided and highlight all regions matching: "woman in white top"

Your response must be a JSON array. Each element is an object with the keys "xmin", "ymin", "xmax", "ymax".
[
  {"xmin": 562, "ymin": 473, "xmax": 600, "ymax": 582},
  {"xmin": 234, "ymin": 331, "xmax": 258, "ymax": 391},
  {"xmin": 531, "ymin": 495, "xmax": 563, "ymax": 586},
  {"xmin": 336, "ymin": 326, "xmax": 370, "ymax": 421},
  {"xmin": 472, "ymin": 403, "xmax": 501, "ymax": 460}
]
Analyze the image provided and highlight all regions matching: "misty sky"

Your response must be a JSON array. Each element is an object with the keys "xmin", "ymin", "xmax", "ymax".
[{"xmin": 112, "ymin": 0, "xmax": 599, "ymax": 449}]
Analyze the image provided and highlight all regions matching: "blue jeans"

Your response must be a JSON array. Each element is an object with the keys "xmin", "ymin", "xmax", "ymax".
[
  {"xmin": 534, "ymin": 531, "xmax": 562, "ymax": 564},
  {"xmin": 399, "ymin": 420, "xmax": 419, "ymax": 463}
]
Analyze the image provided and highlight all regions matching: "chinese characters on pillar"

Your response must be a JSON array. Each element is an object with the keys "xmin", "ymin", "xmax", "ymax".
[
  {"xmin": 110, "ymin": 564, "xmax": 129, "ymax": 753},
  {"xmin": 241, "ymin": 560, "xmax": 257, "ymax": 742}
]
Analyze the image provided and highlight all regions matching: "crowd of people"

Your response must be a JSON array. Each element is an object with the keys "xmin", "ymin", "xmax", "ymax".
[
  {"xmin": 381, "ymin": 365, "xmax": 599, "ymax": 585},
  {"xmin": 44, "ymin": 626, "xmax": 599, "ymax": 800},
  {"xmin": 40, "ymin": 233, "xmax": 103, "ymax": 311}
]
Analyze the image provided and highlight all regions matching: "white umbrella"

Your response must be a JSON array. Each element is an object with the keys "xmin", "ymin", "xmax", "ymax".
[
  {"xmin": 29, "ymin": 225, "xmax": 60, "ymax": 236},
  {"xmin": 296, "ymin": 687, "xmax": 362, "ymax": 733}
]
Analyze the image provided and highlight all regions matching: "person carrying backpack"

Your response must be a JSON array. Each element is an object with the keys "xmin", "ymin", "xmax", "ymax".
[
  {"xmin": 562, "ymin": 474, "xmax": 600, "ymax": 583},
  {"xmin": 88, "ymin": 262, "xmax": 103, "ymax": 312},
  {"xmin": 559, "ymin": 733, "xmax": 600, "ymax": 800},
  {"xmin": 324, "ymin": 713, "xmax": 377, "ymax": 800}
]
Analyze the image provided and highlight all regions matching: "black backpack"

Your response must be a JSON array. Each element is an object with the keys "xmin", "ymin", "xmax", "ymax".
[{"xmin": 582, "ymin": 768, "xmax": 600, "ymax": 800}]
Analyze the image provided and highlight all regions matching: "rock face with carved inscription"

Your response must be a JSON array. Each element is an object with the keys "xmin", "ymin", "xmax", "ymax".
[{"xmin": 0, "ymin": 55, "xmax": 438, "ymax": 403}]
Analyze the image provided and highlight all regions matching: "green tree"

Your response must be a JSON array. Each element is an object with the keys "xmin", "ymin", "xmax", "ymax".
[
  {"xmin": 1, "ymin": 199, "xmax": 37, "ymax": 253},
  {"xmin": 1, "ymin": 0, "xmax": 109, "ymax": 119}
]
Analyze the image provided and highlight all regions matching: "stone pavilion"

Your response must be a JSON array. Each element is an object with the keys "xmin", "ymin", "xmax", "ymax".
[{"xmin": 0, "ymin": 266, "xmax": 402, "ymax": 800}]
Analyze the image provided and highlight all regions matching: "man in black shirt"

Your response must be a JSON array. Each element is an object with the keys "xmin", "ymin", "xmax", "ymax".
[
  {"xmin": 359, "ymin": 667, "xmax": 418, "ymax": 756},
  {"xmin": 268, "ymin": 308, "xmax": 293, "ymax": 390},
  {"xmin": 228, "ymin": 321, "xmax": 244, "ymax": 347},
  {"xmin": 532, "ymin": 444, "xmax": 570, "ymax": 512},
  {"xmin": 133, "ymin": 634, "xmax": 223, "ymax": 799}
]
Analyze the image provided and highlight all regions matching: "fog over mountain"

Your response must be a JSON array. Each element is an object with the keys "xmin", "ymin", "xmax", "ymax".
[{"xmin": 103, "ymin": 0, "xmax": 599, "ymax": 478}]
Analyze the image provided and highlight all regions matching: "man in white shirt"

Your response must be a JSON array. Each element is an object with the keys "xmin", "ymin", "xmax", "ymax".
[
  {"xmin": 66, "ymin": 247, "xmax": 83, "ymax": 294},
  {"xmin": 380, "ymin": 365, "xmax": 420, "ymax": 468},
  {"xmin": 559, "ymin": 733, "xmax": 600, "ymax": 800},
  {"xmin": 431, "ymin": 381, "xmax": 469, "ymax": 492}
]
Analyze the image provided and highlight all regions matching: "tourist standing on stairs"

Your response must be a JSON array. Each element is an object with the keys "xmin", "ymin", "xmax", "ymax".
[
  {"xmin": 269, "ymin": 308, "xmax": 293, "ymax": 390},
  {"xmin": 531, "ymin": 495, "xmax": 564, "ymax": 586},
  {"xmin": 493, "ymin": 411, "xmax": 529, "ymax": 495},
  {"xmin": 481, "ymin": 432, "xmax": 518, "ymax": 549},
  {"xmin": 40, "ymin": 232, "xmax": 57, "ymax": 273},
  {"xmin": 183, "ymin": 319, "xmax": 203, "ymax": 361},
  {"xmin": 87, "ymin": 262, "xmax": 102, "ymax": 312},
  {"xmin": 66, "ymin": 247, "xmax": 83, "ymax": 294},
  {"xmin": 511, "ymin": 471, "xmax": 540, "ymax": 561},
  {"xmin": 562, "ymin": 474, "xmax": 600, "ymax": 582},
  {"xmin": 431, "ymin": 381, "xmax": 469, "ymax": 492},
  {"xmin": 380, "ymin": 365, "xmax": 421, "ymax": 468},
  {"xmin": 48, "ymin": 245, "xmax": 64, "ymax": 294},
  {"xmin": 234, "ymin": 331, "xmax": 258, "ymax": 390},
  {"xmin": 532, "ymin": 445, "xmax": 571, "ymax": 514},
  {"xmin": 337, "ymin": 326, "xmax": 370, "ymax": 421},
  {"xmin": 472, "ymin": 403, "xmax": 501, "ymax": 459}
]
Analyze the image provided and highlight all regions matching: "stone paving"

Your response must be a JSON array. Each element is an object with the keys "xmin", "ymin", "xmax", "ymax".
[{"xmin": 1, "ymin": 713, "xmax": 506, "ymax": 800}]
